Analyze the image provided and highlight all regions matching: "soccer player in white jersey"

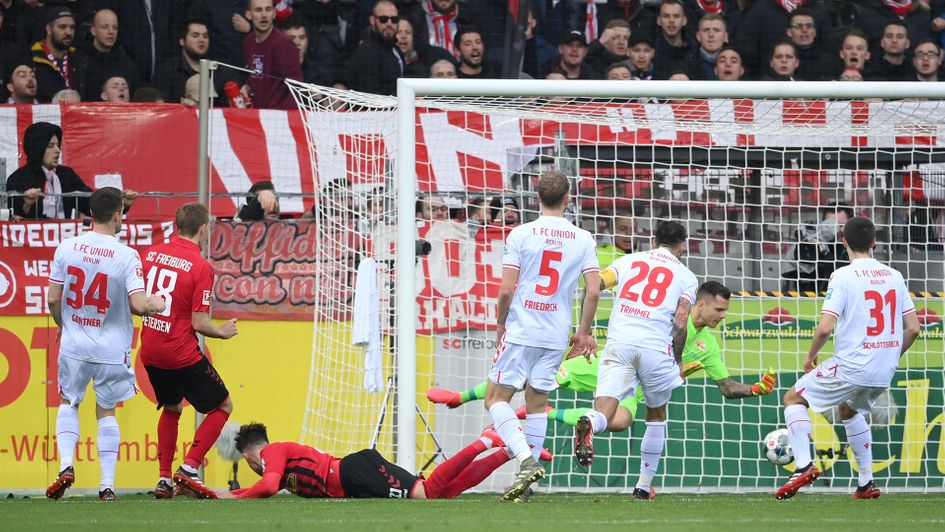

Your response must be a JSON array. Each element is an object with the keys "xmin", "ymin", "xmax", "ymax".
[
  {"xmin": 44, "ymin": 188, "xmax": 165, "ymax": 502},
  {"xmin": 776, "ymin": 216, "xmax": 920, "ymax": 500},
  {"xmin": 574, "ymin": 220, "xmax": 698, "ymax": 501},
  {"xmin": 484, "ymin": 170, "xmax": 600, "ymax": 502}
]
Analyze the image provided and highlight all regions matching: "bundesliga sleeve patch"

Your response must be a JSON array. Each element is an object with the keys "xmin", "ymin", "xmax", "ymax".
[{"xmin": 202, "ymin": 290, "xmax": 211, "ymax": 306}]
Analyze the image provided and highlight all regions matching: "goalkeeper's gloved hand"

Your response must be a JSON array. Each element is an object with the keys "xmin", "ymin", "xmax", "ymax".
[
  {"xmin": 751, "ymin": 368, "xmax": 777, "ymax": 396},
  {"xmin": 681, "ymin": 361, "xmax": 704, "ymax": 379}
]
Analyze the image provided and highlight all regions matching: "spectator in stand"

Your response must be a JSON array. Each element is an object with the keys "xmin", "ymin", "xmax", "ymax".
[
  {"xmin": 763, "ymin": 40, "xmax": 801, "ymax": 80},
  {"xmin": 606, "ymin": 62, "xmax": 633, "ymax": 79},
  {"xmin": 280, "ymin": 17, "xmax": 337, "ymax": 85},
  {"xmin": 188, "ymin": 0, "xmax": 252, "ymax": 67},
  {"xmin": 100, "ymin": 75, "xmax": 129, "ymax": 103},
  {"xmin": 0, "ymin": 0, "xmax": 31, "ymax": 54},
  {"xmin": 493, "ymin": 197, "xmax": 521, "ymax": 227},
  {"xmin": 416, "ymin": 194, "xmax": 449, "ymax": 221},
  {"xmin": 77, "ymin": 9, "xmax": 139, "ymax": 103},
  {"xmin": 455, "ymin": 26, "xmax": 499, "ymax": 78},
  {"xmin": 851, "ymin": 0, "xmax": 930, "ymax": 53},
  {"xmin": 838, "ymin": 66, "xmax": 864, "ymax": 80},
  {"xmin": 866, "ymin": 20, "xmax": 915, "ymax": 80},
  {"xmin": 595, "ymin": 0, "xmax": 658, "ymax": 43},
  {"xmin": 181, "ymin": 73, "xmax": 219, "ymax": 106},
  {"xmin": 626, "ymin": 33, "xmax": 657, "ymax": 79},
  {"xmin": 838, "ymin": 29, "xmax": 871, "ymax": 75},
  {"xmin": 30, "ymin": 8, "xmax": 81, "ymax": 103},
  {"xmin": 346, "ymin": 0, "xmax": 403, "ymax": 95},
  {"xmin": 241, "ymin": 0, "xmax": 302, "ymax": 110},
  {"xmin": 736, "ymin": 0, "xmax": 832, "ymax": 79},
  {"xmin": 522, "ymin": 5, "xmax": 559, "ymax": 79},
  {"xmin": 787, "ymin": 8, "xmax": 836, "ymax": 81},
  {"xmin": 782, "ymin": 203, "xmax": 853, "ymax": 294},
  {"xmin": 7, "ymin": 121, "xmax": 136, "ymax": 220},
  {"xmin": 238, "ymin": 180, "xmax": 279, "ymax": 221},
  {"xmin": 714, "ymin": 46, "xmax": 746, "ymax": 80},
  {"xmin": 912, "ymin": 38, "xmax": 944, "ymax": 80},
  {"xmin": 543, "ymin": 29, "xmax": 599, "ymax": 79},
  {"xmin": 154, "ymin": 19, "xmax": 238, "ymax": 107},
  {"xmin": 654, "ymin": 0, "xmax": 695, "ymax": 78},
  {"xmin": 419, "ymin": 0, "xmax": 473, "ymax": 58},
  {"xmin": 132, "ymin": 86, "xmax": 165, "ymax": 102},
  {"xmin": 585, "ymin": 19, "xmax": 631, "ymax": 75},
  {"xmin": 465, "ymin": 197, "xmax": 489, "ymax": 238},
  {"xmin": 397, "ymin": 17, "xmax": 454, "ymax": 78},
  {"xmin": 5, "ymin": 61, "xmax": 38, "ymax": 104},
  {"xmin": 668, "ymin": 70, "xmax": 691, "ymax": 79},
  {"xmin": 51, "ymin": 89, "xmax": 80, "ymax": 103},
  {"xmin": 430, "ymin": 58, "xmax": 456, "ymax": 77},
  {"xmin": 684, "ymin": 0, "xmax": 741, "ymax": 36},
  {"xmin": 98, "ymin": 0, "xmax": 175, "ymax": 83},
  {"xmin": 686, "ymin": 13, "xmax": 728, "ymax": 79}
]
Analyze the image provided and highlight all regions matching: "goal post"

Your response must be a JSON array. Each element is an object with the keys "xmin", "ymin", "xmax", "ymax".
[{"xmin": 289, "ymin": 77, "xmax": 945, "ymax": 492}]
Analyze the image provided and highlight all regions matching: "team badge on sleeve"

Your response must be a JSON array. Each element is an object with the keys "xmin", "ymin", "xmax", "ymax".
[
  {"xmin": 135, "ymin": 267, "xmax": 143, "ymax": 279},
  {"xmin": 202, "ymin": 290, "xmax": 211, "ymax": 306}
]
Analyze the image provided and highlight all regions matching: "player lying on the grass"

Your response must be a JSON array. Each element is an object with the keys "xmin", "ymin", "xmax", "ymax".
[
  {"xmin": 775, "ymin": 216, "xmax": 920, "ymax": 501},
  {"xmin": 215, "ymin": 423, "xmax": 512, "ymax": 499},
  {"xmin": 428, "ymin": 281, "xmax": 777, "ymax": 433}
]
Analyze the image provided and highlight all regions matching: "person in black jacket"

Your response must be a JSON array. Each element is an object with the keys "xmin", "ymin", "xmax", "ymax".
[
  {"xmin": 865, "ymin": 19, "xmax": 916, "ymax": 80},
  {"xmin": 735, "ymin": 0, "xmax": 832, "ymax": 79},
  {"xmin": 76, "ymin": 8, "xmax": 140, "ymax": 102},
  {"xmin": 6, "ymin": 122, "xmax": 136, "ymax": 220},
  {"xmin": 30, "ymin": 8, "xmax": 82, "ymax": 103},
  {"xmin": 849, "ymin": 0, "xmax": 929, "ymax": 54},
  {"xmin": 346, "ymin": 0, "xmax": 403, "ymax": 95}
]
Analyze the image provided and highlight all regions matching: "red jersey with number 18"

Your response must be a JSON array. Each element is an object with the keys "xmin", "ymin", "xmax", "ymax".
[{"xmin": 139, "ymin": 236, "xmax": 214, "ymax": 369}]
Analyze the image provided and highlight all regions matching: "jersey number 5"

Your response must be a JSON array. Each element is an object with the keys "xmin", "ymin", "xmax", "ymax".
[
  {"xmin": 146, "ymin": 267, "xmax": 179, "ymax": 317},
  {"xmin": 535, "ymin": 250, "xmax": 562, "ymax": 296},
  {"xmin": 618, "ymin": 261, "xmax": 674, "ymax": 307},
  {"xmin": 65, "ymin": 266, "xmax": 110, "ymax": 315},
  {"xmin": 865, "ymin": 289, "xmax": 897, "ymax": 336}
]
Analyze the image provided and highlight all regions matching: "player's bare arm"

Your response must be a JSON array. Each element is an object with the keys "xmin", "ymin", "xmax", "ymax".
[
  {"xmin": 900, "ymin": 311, "xmax": 921, "ymax": 357},
  {"xmin": 805, "ymin": 313, "xmax": 837, "ymax": 372},
  {"xmin": 193, "ymin": 312, "xmax": 239, "ymax": 339},
  {"xmin": 670, "ymin": 298, "xmax": 691, "ymax": 367},
  {"xmin": 568, "ymin": 269, "xmax": 600, "ymax": 362},
  {"xmin": 495, "ymin": 267, "xmax": 519, "ymax": 344},
  {"xmin": 715, "ymin": 370, "xmax": 777, "ymax": 398},
  {"xmin": 47, "ymin": 282, "xmax": 64, "ymax": 328},
  {"xmin": 129, "ymin": 291, "xmax": 166, "ymax": 316}
]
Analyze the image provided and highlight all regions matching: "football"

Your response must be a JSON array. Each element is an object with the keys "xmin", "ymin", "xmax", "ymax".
[{"xmin": 762, "ymin": 428, "xmax": 794, "ymax": 466}]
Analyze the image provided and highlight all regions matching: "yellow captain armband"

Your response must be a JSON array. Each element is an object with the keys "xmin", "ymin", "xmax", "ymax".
[{"xmin": 600, "ymin": 267, "xmax": 618, "ymax": 290}]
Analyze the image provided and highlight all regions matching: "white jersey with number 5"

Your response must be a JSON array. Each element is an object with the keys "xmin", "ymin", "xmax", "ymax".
[
  {"xmin": 605, "ymin": 247, "xmax": 698, "ymax": 352},
  {"xmin": 820, "ymin": 258, "xmax": 915, "ymax": 387},
  {"xmin": 49, "ymin": 231, "xmax": 145, "ymax": 364},
  {"xmin": 502, "ymin": 215, "xmax": 598, "ymax": 350}
]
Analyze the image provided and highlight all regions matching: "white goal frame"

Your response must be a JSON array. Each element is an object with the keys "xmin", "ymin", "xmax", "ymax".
[{"xmin": 393, "ymin": 79, "xmax": 945, "ymax": 471}]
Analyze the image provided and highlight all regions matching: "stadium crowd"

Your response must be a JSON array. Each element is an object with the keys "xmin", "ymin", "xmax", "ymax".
[{"xmin": 4, "ymin": 0, "xmax": 945, "ymax": 107}]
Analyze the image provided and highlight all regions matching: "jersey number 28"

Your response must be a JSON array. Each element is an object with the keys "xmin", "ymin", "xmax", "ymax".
[{"xmin": 618, "ymin": 261, "xmax": 674, "ymax": 307}]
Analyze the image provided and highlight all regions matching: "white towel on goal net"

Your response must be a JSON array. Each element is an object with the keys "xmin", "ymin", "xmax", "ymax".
[{"xmin": 353, "ymin": 257, "xmax": 384, "ymax": 392}]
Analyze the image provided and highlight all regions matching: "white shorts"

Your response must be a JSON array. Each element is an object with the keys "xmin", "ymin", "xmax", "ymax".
[
  {"xmin": 488, "ymin": 339, "xmax": 564, "ymax": 393},
  {"xmin": 58, "ymin": 355, "xmax": 137, "ymax": 409},
  {"xmin": 793, "ymin": 360, "xmax": 885, "ymax": 415},
  {"xmin": 595, "ymin": 343, "xmax": 683, "ymax": 407}
]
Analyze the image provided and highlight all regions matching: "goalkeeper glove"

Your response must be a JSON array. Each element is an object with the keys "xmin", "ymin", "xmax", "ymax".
[
  {"xmin": 751, "ymin": 368, "xmax": 777, "ymax": 396},
  {"xmin": 681, "ymin": 361, "xmax": 704, "ymax": 379}
]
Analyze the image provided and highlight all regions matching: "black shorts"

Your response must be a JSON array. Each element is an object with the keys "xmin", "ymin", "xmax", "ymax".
[
  {"xmin": 339, "ymin": 449, "xmax": 418, "ymax": 499},
  {"xmin": 144, "ymin": 356, "xmax": 229, "ymax": 413}
]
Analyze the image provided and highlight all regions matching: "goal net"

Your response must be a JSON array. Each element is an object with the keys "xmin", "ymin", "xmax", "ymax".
[{"xmin": 288, "ymin": 79, "xmax": 945, "ymax": 493}]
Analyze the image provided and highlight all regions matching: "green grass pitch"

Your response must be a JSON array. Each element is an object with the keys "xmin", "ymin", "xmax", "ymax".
[{"xmin": 4, "ymin": 493, "xmax": 945, "ymax": 531}]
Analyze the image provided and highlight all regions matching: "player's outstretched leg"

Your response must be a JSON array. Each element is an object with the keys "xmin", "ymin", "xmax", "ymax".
[
  {"xmin": 423, "ymin": 435, "xmax": 498, "ymax": 498},
  {"xmin": 47, "ymin": 404, "xmax": 80, "ymax": 500},
  {"xmin": 633, "ymin": 420, "xmax": 667, "ymax": 500},
  {"xmin": 843, "ymin": 412, "xmax": 879, "ymax": 499},
  {"xmin": 440, "ymin": 449, "xmax": 511, "ymax": 499},
  {"xmin": 776, "ymin": 402, "xmax": 821, "ymax": 500},
  {"xmin": 574, "ymin": 415, "xmax": 595, "ymax": 467},
  {"xmin": 427, "ymin": 382, "xmax": 487, "ymax": 409}
]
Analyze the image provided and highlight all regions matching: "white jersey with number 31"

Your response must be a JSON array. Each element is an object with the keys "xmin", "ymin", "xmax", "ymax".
[
  {"xmin": 49, "ymin": 231, "xmax": 145, "ymax": 364},
  {"xmin": 604, "ymin": 247, "xmax": 698, "ymax": 352},
  {"xmin": 821, "ymin": 258, "xmax": 915, "ymax": 387},
  {"xmin": 502, "ymin": 216, "xmax": 598, "ymax": 350}
]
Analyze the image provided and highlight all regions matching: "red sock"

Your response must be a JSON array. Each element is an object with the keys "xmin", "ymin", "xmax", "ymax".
[
  {"xmin": 158, "ymin": 409, "xmax": 181, "ymax": 478},
  {"xmin": 422, "ymin": 439, "xmax": 486, "ymax": 499},
  {"xmin": 441, "ymin": 450, "xmax": 510, "ymax": 499},
  {"xmin": 183, "ymin": 408, "xmax": 230, "ymax": 469}
]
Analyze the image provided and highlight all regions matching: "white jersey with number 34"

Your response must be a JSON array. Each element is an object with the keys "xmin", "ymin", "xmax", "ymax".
[
  {"xmin": 821, "ymin": 258, "xmax": 915, "ymax": 387},
  {"xmin": 49, "ymin": 231, "xmax": 145, "ymax": 364},
  {"xmin": 502, "ymin": 216, "xmax": 598, "ymax": 350},
  {"xmin": 604, "ymin": 247, "xmax": 698, "ymax": 352}
]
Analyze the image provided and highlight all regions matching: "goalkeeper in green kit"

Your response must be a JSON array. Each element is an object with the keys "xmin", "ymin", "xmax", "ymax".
[{"xmin": 427, "ymin": 281, "xmax": 777, "ymax": 433}]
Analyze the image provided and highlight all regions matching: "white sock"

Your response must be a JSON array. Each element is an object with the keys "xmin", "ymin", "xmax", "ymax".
[
  {"xmin": 636, "ymin": 421, "xmax": 666, "ymax": 490},
  {"xmin": 785, "ymin": 404, "xmax": 813, "ymax": 469},
  {"xmin": 843, "ymin": 414, "xmax": 873, "ymax": 486},
  {"xmin": 488, "ymin": 402, "xmax": 532, "ymax": 463},
  {"xmin": 97, "ymin": 416, "xmax": 120, "ymax": 490},
  {"xmin": 587, "ymin": 410, "xmax": 609, "ymax": 434},
  {"xmin": 56, "ymin": 404, "xmax": 80, "ymax": 470},
  {"xmin": 525, "ymin": 412, "xmax": 548, "ymax": 461}
]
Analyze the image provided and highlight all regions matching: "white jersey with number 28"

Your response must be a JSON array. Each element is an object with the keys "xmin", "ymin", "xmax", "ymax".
[
  {"xmin": 604, "ymin": 247, "xmax": 698, "ymax": 352},
  {"xmin": 820, "ymin": 258, "xmax": 915, "ymax": 387},
  {"xmin": 49, "ymin": 231, "xmax": 145, "ymax": 364},
  {"xmin": 502, "ymin": 216, "xmax": 598, "ymax": 350}
]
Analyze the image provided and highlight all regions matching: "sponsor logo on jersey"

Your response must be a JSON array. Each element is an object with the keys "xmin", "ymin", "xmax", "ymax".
[
  {"xmin": 694, "ymin": 339, "xmax": 706, "ymax": 351},
  {"xmin": 202, "ymin": 289, "xmax": 211, "ymax": 307}
]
